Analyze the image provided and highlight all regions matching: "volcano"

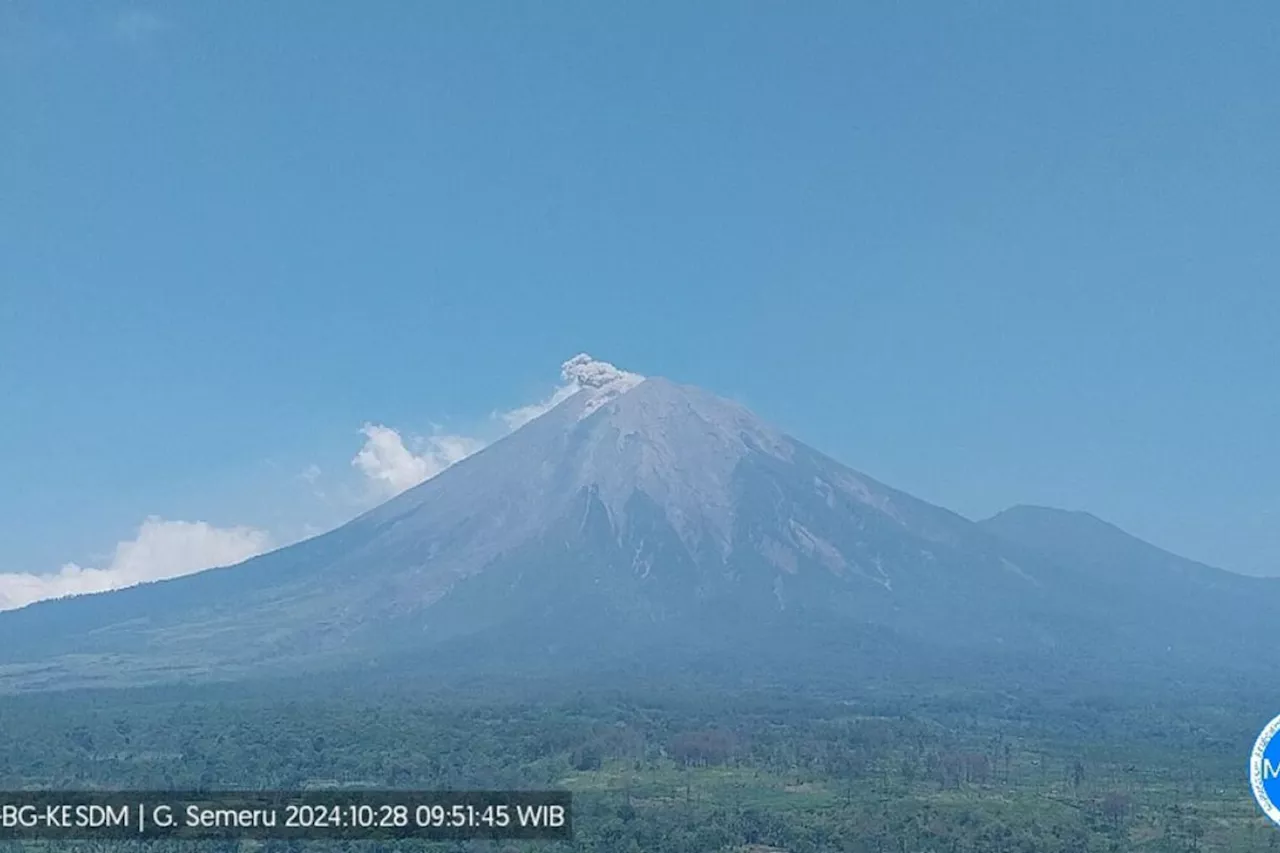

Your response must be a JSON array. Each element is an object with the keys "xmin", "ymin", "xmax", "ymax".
[{"xmin": 0, "ymin": 356, "xmax": 1273, "ymax": 690}]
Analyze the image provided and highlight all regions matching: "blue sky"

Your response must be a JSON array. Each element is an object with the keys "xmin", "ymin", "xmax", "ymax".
[{"xmin": 2, "ymin": 1, "xmax": 1278, "ymax": 600}]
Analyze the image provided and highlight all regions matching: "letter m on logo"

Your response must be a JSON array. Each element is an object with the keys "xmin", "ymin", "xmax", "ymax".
[{"xmin": 1265, "ymin": 759, "xmax": 1280, "ymax": 780}]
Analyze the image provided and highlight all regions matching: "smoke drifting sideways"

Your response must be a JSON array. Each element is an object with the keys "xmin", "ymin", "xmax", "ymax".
[{"xmin": 560, "ymin": 353, "xmax": 645, "ymax": 391}]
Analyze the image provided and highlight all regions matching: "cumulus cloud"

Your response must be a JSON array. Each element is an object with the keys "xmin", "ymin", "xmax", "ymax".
[
  {"xmin": 0, "ymin": 518, "xmax": 274, "ymax": 612},
  {"xmin": 352, "ymin": 424, "xmax": 484, "ymax": 498}
]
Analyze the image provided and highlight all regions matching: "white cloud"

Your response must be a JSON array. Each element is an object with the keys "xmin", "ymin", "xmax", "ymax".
[
  {"xmin": 0, "ymin": 518, "xmax": 273, "ymax": 612},
  {"xmin": 352, "ymin": 424, "xmax": 483, "ymax": 498}
]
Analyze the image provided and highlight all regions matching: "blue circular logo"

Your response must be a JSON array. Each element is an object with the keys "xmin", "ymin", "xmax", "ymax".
[{"xmin": 1251, "ymin": 714, "xmax": 1280, "ymax": 826}]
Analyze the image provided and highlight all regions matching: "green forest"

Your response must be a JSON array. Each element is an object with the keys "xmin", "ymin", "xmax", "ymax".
[{"xmin": 0, "ymin": 671, "xmax": 1271, "ymax": 853}]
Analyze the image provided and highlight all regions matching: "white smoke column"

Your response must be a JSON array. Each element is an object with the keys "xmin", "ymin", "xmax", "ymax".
[
  {"xmin": 560, "ymin": 353, "xmax": 645, "ymax": 418},
  {"xmin": 560, "ymin": 353, "xmax": 644, "ymax": 391},
  {"xmin": 354, "ymin": 354, "xmax": 645, "ymax": 496},
  {"xmin": 499, "ymin": 354, "xmax": 645, "ymax": 429}
]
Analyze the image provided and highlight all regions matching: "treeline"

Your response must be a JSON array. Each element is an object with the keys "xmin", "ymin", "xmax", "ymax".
[{"xmin": 0, "ymin": 678, "xmax": 1268, "ymax": 852}]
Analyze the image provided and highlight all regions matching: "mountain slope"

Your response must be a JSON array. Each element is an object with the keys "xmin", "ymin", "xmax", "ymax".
[
  {"xmin": 0, "ymin": 367, "xmax": 1273, "ymax": 690},
  {"xmin": 979, "ymin": 505, "xmax": 1271, "ymax": 671},
  {"xmin": 980, "ymin": 505, "xmax": 1242, "ymax": 585}
]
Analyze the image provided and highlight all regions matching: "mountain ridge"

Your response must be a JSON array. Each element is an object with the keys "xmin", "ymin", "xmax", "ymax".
[
  {"xmin": 0, "ymin": 364, "xmax": 1273, "ymax": 691},
  {"xmin": 979, "ymin": 504, "xmax": 1243, "ymax": 581}
]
